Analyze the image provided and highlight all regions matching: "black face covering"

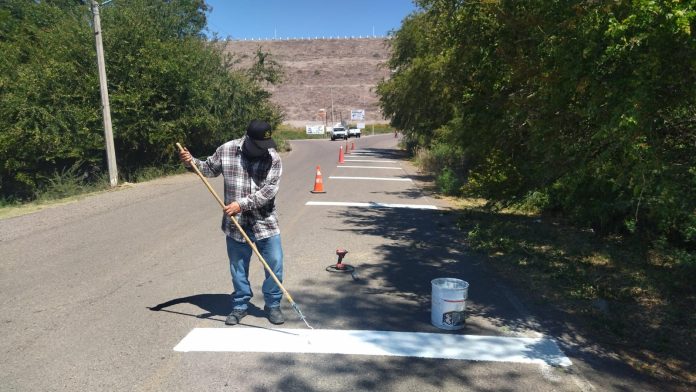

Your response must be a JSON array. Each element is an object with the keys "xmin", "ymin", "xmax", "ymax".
[{"xmin": 242, "ymin": 136, "xmax": 269, "ymax": 159}]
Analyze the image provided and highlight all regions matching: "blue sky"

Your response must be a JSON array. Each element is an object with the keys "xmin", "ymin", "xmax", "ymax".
[{"xmin": 204, "ymin": 0, "xmax": 419, "ymax": 40}]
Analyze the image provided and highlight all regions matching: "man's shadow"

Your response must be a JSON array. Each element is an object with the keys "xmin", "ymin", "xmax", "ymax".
[{"xmin": 147, "ymin": 294, "xmax": 264, "ymax": 322}]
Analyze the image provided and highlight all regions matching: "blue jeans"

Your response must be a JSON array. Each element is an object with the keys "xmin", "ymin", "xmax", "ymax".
[{"xmin": 225, "ymin": 233, "xmax": 283, "ymax": 311}]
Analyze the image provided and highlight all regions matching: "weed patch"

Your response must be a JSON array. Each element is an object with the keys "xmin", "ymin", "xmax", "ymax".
[
  {"xmin": 456, "ymin": 204, "xmax": 695, "ymax": 386},
  {"xmin": 35, "ymin": 166, "xmax": 109, "ymax": 202}
]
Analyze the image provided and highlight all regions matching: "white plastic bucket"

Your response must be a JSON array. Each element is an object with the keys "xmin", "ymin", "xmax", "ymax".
[{"xmin": 431, "ymin": 278, "xmax": 469, "ymax": 330}]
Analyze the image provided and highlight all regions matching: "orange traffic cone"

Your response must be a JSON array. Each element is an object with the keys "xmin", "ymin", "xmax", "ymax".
[
  {"xmin": 345, "ymin": 140, "xmax": 350, "ymax": 154},
  {"xmin": 310, "ymin": 166, "xmax": 326, "ymax": 193},
  {"xmin": 351, "ymin": 141, "xmax": 355, "ymax": 151},
  {"xmin": 338, "ymin": 146, "xmax": 345, "ymax": 164}
]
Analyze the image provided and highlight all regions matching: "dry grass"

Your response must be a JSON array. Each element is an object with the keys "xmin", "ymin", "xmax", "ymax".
[{"xmin": 453, "ymin": 202, "xmax": 695, "ymax": 387}]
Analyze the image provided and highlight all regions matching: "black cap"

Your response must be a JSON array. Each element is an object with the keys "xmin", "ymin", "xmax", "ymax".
[{"xmin": 246, "ymin": 120, "xmax": 276, "ymax": 149}]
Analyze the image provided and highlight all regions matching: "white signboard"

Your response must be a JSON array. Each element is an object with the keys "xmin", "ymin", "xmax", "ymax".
[
  {"xmin": 357, "ymin": 122, "xmax": 365, "ymax": 129},
  {"xmin": 351, "ymin": 109, "xmax": 365, "ymax": 121},
  {"xmin": 306, "ymin": 124, "xmax": 325, "ymax": 135}
]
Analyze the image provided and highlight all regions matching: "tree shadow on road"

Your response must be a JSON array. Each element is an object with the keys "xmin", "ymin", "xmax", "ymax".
[{"xmin": 275, "ymin": 203, "xmax": 668, "ymax": 391}]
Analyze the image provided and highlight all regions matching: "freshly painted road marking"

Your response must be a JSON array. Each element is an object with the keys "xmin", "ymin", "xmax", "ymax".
[
  {"xmin": 329, "ymin": 176, "xmax": 413, "ymax": 182},
  {"xmin": 337, "ymin": 166, "xmax": 402, "ymax": 170},
  {"xmin": 306, "ymin": 201, "xmax": 438, "ymax": 210},
  {"xmin": 173, "ymin": 328, "xmax": 572, "ymax": 367},
  {"xmin": 343, "ymin": 159, "xmax": 397, "ymax": 163}
]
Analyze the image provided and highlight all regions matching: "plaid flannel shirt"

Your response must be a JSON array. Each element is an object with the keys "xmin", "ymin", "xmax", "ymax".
[{"xmin": 191, "ymin": 137, "xmax": 282, "ymax": 242}]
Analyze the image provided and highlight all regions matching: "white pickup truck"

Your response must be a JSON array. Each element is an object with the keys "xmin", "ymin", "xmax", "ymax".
[
  {"xmin": 330, "ymin": 126, "xmax": 348, "ymax": 141},
  {"xmin": 348, "ymin": 128, "xmax": 361, "ymax": 138}
]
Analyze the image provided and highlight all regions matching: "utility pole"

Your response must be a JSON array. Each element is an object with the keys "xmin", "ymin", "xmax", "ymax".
[
  {"xmin": 330, "ymin": 87, "xmax": 335, "ymax": 124},
  {"xmin": 91, "ymin": 0, "xmax": 118, "ymax": 187}
]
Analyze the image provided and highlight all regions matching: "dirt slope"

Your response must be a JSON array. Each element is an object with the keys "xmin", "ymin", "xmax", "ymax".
[{"xmin": 222, "ymin": 38, "xmax": 391, "ymax": 126}]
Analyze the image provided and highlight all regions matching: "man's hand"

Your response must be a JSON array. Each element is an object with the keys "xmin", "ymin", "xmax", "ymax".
[
  {"xmin": 224, "ymin": 202, "xmax": 242, "ymax": 217},
  {"xmin": 179, "ymin": 147, "xmax": 193, "ymax": 167}
]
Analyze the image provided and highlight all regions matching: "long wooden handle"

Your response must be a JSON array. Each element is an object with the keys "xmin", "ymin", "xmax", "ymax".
[{"xmin": 175, "ymin": 143, "xmax": 295, "ymax": 304}]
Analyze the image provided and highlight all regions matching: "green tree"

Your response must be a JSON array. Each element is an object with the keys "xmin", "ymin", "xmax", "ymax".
[
  {"xmin": 0, "ymin": 0, "xmax": 100, "ymax": 197},
  {"xmin": 0, "ymin": 0, "xmax": 283, "ymax": 199},
  {"xmin": 379, "ymin": 0, "xmax": 696, "ymax": 244}
]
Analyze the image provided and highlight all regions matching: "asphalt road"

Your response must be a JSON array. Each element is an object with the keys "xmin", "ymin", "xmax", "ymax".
[{"xmin": 0, "ymin": 134, "xmax": 660, "ymax": 391}]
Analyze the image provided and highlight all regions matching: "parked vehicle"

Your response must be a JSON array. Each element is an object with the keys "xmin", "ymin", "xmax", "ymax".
[{"xmin": 348, "ymin": 128, "xmax": 361, "ymax": 138}]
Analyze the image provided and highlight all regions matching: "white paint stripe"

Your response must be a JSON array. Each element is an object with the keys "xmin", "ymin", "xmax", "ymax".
[
  {"xmin": 306, "ymin": 201, "xmax": 438, "ymax": 210},
  {"xmin": 344, "ymin": 159, "xmax": 397, "ymax": 163},
  {"xmin": 337, "ymin": 166, "xmax": 402, "ymax": 170},
  {"xmin": 173, "ymin": 328, "xmax": 572, "ymax": 367},
  {"xmin": 329, "ymin": 176, "xmax": 412, "ymax": 182}
]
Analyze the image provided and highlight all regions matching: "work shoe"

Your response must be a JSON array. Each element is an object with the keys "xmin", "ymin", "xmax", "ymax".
[
  {"xmin": 264, "ymin": 306, "xmax": 284, "ymax": 325},
  {"xmin": 225, "ymin": 309, "xmax": 247, "ymax": 325}
]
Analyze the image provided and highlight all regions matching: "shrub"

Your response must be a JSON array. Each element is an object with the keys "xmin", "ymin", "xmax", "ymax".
[
  {"xmin": 436, "ymin": 167, "xmax": 461, "ymax": 196},
  {"xmin": 0, "ymin": 0, "xmax": 283, "ymax": 200},
  {"xmin": 379, "ymin": 0, "xmax": 696, "ymax": 247}
]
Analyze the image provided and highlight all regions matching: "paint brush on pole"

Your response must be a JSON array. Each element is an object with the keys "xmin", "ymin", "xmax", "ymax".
[{"xmin": 176, "ymin": 143, "xmax": 313, "ymax": 330}]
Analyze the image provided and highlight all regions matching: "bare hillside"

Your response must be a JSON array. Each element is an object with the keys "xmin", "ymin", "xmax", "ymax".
[{"xmin": 222, "ymin": 38, "xmax": 391, "ymax": 126}]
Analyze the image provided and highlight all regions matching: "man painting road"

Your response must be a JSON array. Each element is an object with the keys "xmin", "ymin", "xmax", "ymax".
[{"xmin": 178, "ymin": 120, "xmax": 285, "ymax": 325}]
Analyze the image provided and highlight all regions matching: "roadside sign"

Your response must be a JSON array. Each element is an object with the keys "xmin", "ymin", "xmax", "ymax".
[
  {"xmin": 351, "ymin": 109, "xmax": 365, "ymax": 121},
  {"xmin": 357, "ymin": 122, "xmax": 365, "ymax": 129},
  {"xmin": 306, "ymin": 124, "xmax": 325, "ymax": 134}
]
